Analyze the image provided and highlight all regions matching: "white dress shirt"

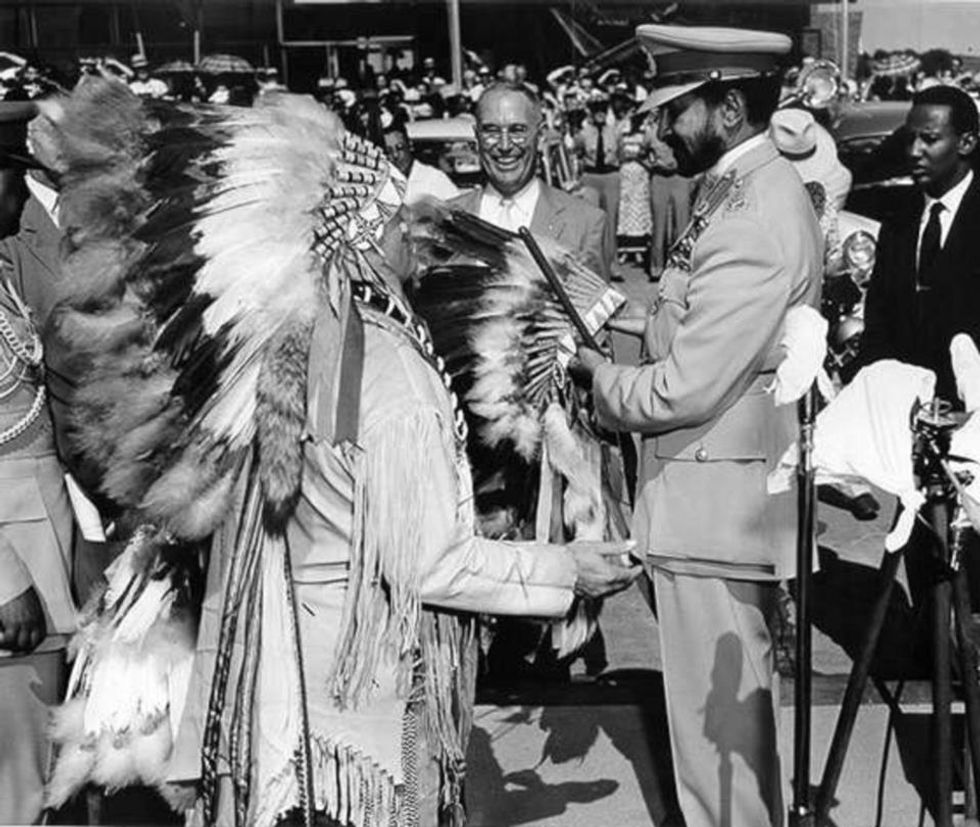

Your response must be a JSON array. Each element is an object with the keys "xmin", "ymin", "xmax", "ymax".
[
  {"xmin": 917, "ymin": 169, "xmax": 973, "ymax": 265},
  {"xmin": 26, "ymin": 174, "xmax": 59, "ymax": 228},
  {"xmin": 478, "ymin": 178, "xmax": 541, "ymax": 233}
]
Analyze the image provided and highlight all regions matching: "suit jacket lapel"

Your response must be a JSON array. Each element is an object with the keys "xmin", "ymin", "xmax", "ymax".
[
  {"xmin": 18, "ymin": 196, "xmax": 61, "ymax": 280},
  {"xmin": 530, "ymin": 183, "xmax": 567, "ymax": 243}
]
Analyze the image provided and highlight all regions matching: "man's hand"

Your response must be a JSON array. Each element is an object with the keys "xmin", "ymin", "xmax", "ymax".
[
  {"xmin": 569, "ymin": 540, "xmax": 642, "ymax": 599},
  {"xmin": 0, "ymin": 587, "xmax": 46, "ymax": 654},
  {"xmin": 569, "ymin": 346, "xmax": 607, "ymax": 389}
]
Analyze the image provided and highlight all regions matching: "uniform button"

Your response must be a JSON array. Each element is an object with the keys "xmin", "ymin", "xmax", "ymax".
[{"xmin": 694, "ymin": 447, "xmax": 708, "ymax": 462}]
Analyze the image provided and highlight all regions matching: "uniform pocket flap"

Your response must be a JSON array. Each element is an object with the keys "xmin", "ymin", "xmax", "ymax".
[
  {"xmin": 655, "ymin": 393, "xmax": 770, "ymax": 462},
  {"xmin": 0, "ymin": 475, "xmax": 50, "ymax": 522}
]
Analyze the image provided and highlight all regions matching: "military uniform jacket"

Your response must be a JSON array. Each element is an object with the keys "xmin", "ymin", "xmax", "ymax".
[{"xmin": 592, "ymin": 136, "xmax": 823, "ymax": 576}]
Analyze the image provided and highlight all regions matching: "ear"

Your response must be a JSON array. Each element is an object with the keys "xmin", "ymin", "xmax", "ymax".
[
  {"xmin": 720, "ymin": 88, "xmax": 746, "ymax": 129},
  {"xmin": 959, "ymin": 130, "xmax": 978, "ymax": 158}
]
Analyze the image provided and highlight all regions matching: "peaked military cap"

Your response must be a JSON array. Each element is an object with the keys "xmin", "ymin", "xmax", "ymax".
[{"xmin": 637, "ymin": 24, "xmax": 791, "ymax": 112}]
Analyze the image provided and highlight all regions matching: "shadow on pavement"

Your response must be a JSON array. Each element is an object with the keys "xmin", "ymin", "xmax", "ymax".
[{"xmin": 471, "ymin": 668, "xmax": 684, "ymax": 826}]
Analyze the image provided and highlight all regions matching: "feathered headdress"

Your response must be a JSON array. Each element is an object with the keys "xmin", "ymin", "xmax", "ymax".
[
  {"xmin": 35, "ymin": 78, "xmax": 405, "ymax": 815},
  {"xmin": 35, "ymin": 78, "xmax": 402, "ymax": 540}
]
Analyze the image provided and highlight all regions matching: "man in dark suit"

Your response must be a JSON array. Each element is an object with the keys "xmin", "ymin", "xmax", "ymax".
[
  {"xmin": 861, "ymin": 84, "xmax": 980, "ymax": 403},
  {"xmin": 859, "ymin": 84, "xmax": 980, "ymax": 621},
  {"xmin": 450, "ymin": 81, "xmax": 612, "ymax": 280}
]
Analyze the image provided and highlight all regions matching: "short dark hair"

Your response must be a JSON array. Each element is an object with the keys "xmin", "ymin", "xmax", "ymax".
[
  {"xmin": 912, "ymin": 84, "xmax": 979, "ymax": 136},
  {"xmin": 696, "ymin": 75, "xmax": 783, "ymax": 128},
  {"xmin": 475, "ymin": 81, "xmax": 542, "ymax": 122}
]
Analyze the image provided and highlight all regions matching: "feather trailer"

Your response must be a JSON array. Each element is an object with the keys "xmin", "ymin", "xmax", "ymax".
[
  {"xmin": 47, "ymin": 530, "xmax": 203, "ymax": 808},
  {"xmin": 411, "ymin": 201, "xmax": 626, "ymax": 461},
  {"xmin": 30, "ymin": 80, "xmax": 359, "ymax": 539}
]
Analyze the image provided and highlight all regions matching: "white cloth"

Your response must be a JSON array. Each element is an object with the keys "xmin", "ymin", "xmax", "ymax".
[
  {"xmin": 478, "ymin": 179, "xmax": 541, "ymax": 232},
  {"xmin": 769, "ymin": 360, "xmax": 936, "ymax": 551},
  {"xmin": 767, "ymin": 305, "xmax": 833, "ymax": 406},
  {"xmin": 404, "ymin": 160, "xmax": 459, "ymax": 205},
  {"xmin": 918, "ymin": 169, "xmax": 973, "ymax": 261},
  {"xmin": 952, "ymin": 332, "xmax": 980, "ymax": 411}
]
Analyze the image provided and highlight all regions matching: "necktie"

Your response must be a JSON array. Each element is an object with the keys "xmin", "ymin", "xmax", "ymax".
[
  {"xmin": 500, "ymin": 197, "xmax": 517, "ymax": 232},
  {"xmin": 918, "ymin": 201, "xmax": 944, "ymax": 287},
  {"xmin": 595, "ymin": 126, "xmax": 605, "ymax": 172}
]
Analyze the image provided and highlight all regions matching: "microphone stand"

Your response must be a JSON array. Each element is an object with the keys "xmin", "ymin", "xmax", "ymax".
[{"xmin": 790, "ymin": 384, "xmax": 817, "ymax": 826}]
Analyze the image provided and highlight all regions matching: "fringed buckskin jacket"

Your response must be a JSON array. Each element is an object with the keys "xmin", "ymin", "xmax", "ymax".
[{"xmin": 168, "ymin": 297, "xmax": 579, "ymax": 827}]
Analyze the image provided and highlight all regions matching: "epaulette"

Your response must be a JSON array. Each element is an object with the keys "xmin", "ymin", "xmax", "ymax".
[{"xmin": 723, "ymin": 175, "xmax": 749, "ymax": 214}]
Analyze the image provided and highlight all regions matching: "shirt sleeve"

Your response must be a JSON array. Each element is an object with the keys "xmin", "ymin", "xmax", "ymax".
[
  {"xmin": 361, "ymin": 404, "xmax": 576, "ymax": 619},
  {"xmin": 592, "ymin": 213, "xmax": 789, "ymax": 433}
]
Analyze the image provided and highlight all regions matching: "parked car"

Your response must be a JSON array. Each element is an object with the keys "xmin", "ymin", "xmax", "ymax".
[
  {"xmin": 405, "ymin": 117, "xmax": 481, "ymax": 190},
  {"xmin": 832, "ymin": 100, "xmax": 914, "ymax": 225}
]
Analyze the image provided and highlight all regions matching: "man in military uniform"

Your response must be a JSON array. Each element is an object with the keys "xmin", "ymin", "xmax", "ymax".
[
  {"xmin": 575, "ymin": 25, "xmax": 823, "ymax": 827},
  {"xmin": 0, "ymin": 100, "xmax": 76, "ymax": 825}
]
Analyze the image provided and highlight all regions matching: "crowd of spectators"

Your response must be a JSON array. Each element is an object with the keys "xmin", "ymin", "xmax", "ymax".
[{"xmin": 3, "ymin": 42, "xmax": 977, "ymax": 280}]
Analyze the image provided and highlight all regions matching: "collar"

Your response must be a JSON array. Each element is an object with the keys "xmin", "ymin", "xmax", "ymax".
[
  {"xmin": 708, "ymin": 131, "xmax": 770, "ymax": 177},
  {"xmin": 924, "ymin": 168, "xmax": 973, "ymax": 220},
  {"xmin": 483, "ymin": 177, "xmax": 541, "ymax": 207},
  {"xmin": 484, "ymin": 177, "xmax": 540, "ymax": 210},
  {"xmin": 26, "ymin": 175, "xmax": 59, "ymax": 228}
]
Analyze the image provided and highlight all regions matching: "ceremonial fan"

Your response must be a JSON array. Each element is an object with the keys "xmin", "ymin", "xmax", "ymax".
[{"xmin": 411, "ymin": 204, "xmax": 627, "ymax": 655}]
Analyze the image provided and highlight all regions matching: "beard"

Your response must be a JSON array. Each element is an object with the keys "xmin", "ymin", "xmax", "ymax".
[{"xmin": 667, "ymin": 128, "xmax": 727, "ymax": 177}]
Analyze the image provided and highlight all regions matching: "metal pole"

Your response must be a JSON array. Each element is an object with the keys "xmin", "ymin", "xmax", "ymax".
[
  {"xmin": 193, "ymin": 0, "xmax": 203, "ymax": 65},
  {"xmin": 928, "ymin": 497, "xmax": 954, "ymax": 827},
  {"xmin": 275, "ymin": 0, "xmax": 288, "ymax": 86},
  {"xmin": 790, "ymin": 385, "xmax": 817, "ymax": 827},
  {"xmin": 840, "ymin": 0, "xmax": 849, "ymax": 80},
  {"xmin": 447, "ymin": 0, "xmax": 462, "ymax": 90}
]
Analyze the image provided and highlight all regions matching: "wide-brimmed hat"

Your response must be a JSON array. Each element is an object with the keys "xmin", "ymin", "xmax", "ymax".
[
  {"xmin": 637, "ymin": 23, "xmax": 791, "ymax": 112},
  {"xmin": 770, "ymin": 108, "xmax": 848, "ymax": 193}
]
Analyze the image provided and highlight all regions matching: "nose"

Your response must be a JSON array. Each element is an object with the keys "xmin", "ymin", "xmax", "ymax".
[
  {"xmin": 909, "ymin": 135, "xmax": 925, "ymax": 161},
  {"xmin": 499, "ymin": 128, "xmax": 514, "ymax": 151}
]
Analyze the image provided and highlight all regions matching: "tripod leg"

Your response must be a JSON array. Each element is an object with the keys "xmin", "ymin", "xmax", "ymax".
[
  {"xmin": 815, "ymin": 548, "xmax": 903, "ymax": 823},
  {"xmin": 933, "ymin": 576, "xmax": 954, "ymax": 827},
  {"xmin": 952, "ymin": 565, "xmax": 980, "ymax": 809}
]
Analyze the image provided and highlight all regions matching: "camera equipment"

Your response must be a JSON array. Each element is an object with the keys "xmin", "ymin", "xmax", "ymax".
[{"xmin": 810, "ymin": 399, "xmax": 980, "ymax": 826}]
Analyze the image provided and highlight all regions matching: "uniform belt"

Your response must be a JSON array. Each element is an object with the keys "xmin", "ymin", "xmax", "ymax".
[{"xmin": 584, "ymin": 165, "xmax": 619, "ymax": 174}]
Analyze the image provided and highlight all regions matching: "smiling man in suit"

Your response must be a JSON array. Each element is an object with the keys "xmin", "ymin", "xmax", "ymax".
[
  {"xmin": 451, "ymin": 81, "xmax": 612, "ymax": 281},
  {"xmin": 861, "ymin": 84, "xmax": 980, "ymax": 403}
]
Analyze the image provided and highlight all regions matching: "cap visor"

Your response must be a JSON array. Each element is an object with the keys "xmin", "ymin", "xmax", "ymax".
[{"xmin": 639, "ymin": 80, "xmax": 706, "ymax": 113}]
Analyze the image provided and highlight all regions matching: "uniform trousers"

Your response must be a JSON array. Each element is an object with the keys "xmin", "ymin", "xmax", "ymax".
[
  {"xmin": 653, "ymin": 567, "xmax": 783, "ymax": 827},
  {"xmin": 0, "ymin": 645, "xmax": 67, "ymax": 824}
]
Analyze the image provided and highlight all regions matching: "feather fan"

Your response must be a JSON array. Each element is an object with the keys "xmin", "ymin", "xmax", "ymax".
[{"xmin": 411, "ymin": 202, "xmax": 626, "ymax": 462}]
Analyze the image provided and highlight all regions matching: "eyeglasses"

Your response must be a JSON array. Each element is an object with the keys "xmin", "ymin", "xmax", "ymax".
[{"xmin": 478, "ymin": 123, "xmax": 535, "ymax": 146}]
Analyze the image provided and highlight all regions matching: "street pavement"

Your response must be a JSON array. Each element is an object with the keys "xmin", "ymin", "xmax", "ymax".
[{"xmin": 464, "ymin": 262, "xmax": 956, "ymax": 827}]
